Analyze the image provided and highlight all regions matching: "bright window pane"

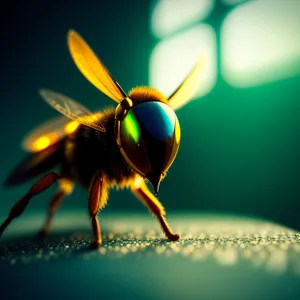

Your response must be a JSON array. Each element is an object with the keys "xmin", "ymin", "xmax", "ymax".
[
  {"xmin": 150, "ymin": 25, "xmax": 217, "ymax": 104},
  {"xmin": 151, "ymin": 0, "xmax": 215, "ymax": 38},
  {"xmin": 222, "ymin": 0, "xmax": 248, "ymax": 5},
  {"xmin": 221, "ymin": 0, "xmax": 300, "ymax": 88}
]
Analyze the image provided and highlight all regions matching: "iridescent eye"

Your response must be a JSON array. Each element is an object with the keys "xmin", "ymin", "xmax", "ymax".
[
  {"xmin": 122, "ymin": 110, "xmax": 141, "ymax": 143},
  {"xmin": 118, "ymin": 101, "xmax": 181, "ymax": 192},
  {"xmin": 133, "ymin": 101, "xmax": 178, "ymax": 141},
  {"xmin": 119, "ymin": 109, "xmax": 152, "ymax": 176}
]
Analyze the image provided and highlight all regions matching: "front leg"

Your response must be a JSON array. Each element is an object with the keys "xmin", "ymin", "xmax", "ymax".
[
  {"xmin": 88, "ymin": 170, "xmax": 108, "ymax": 248},
  {"xmin": 131, "ymin": 178, "xmax": 179, "ymax": 241}
]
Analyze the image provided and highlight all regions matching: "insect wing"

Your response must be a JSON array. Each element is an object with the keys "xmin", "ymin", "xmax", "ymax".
[
  {"xmin": 67, "ymin": 30, "xmax": 127, "ymax": 103},
  {"xmin": 22, "ymin": 115, "xmax": 74, "ymax": 152},
  {"xmin": 39, "ymin": 89, "xmax": 105, "ymax": 132},
  {"xmin": 168, "ymin": 54, "xmax": 206, "ymax": 111}
]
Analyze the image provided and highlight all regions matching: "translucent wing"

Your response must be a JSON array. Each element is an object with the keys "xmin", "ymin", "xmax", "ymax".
[
  {"xmin": 23, "ymin": 111, "xmax": 103, "ymax": 153},
  {"xmin": 22, "ymin": 115, "xmax": 76, "ymax": 152},
  {"xmin": 168, "ymin": 54, "xmax": 206, "ymax": 111},
  {"xmin": 67, "ymin": 29, "xmax": 127, "ymax": 103},
  {"xmin": 39, "ymin": 89, "xmax": 105, "ymax": 132}
]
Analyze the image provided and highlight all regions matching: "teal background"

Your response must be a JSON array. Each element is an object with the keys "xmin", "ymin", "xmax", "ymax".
[{"xmin": 1, "ymin": 0, "xmax": 299, "ymax": 231}]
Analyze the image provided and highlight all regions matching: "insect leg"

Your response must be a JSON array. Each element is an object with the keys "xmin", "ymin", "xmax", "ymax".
[
  {"xmin": 88, "ymin": 170, "xmax": 108, "ymax": 248},
  {"xmin": 0, "ymin": 172, "xmax": 63, "ymax": 237},
  {"xmin": 38, "ymin": 179, "xmax": 74, "ymax": 237},
  {"xmin": 131, "ymin": 180, "xmax": 179, "ymax": 241}
]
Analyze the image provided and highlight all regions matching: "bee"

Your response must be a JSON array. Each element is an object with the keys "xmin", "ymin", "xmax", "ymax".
[{"xmin": 0, "ymin": 30, "xmax": 205, "ymax": 248}]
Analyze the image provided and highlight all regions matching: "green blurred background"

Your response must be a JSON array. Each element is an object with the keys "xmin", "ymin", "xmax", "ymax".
[{"xmin": 1, "ymin": 0, "xmax": 299, "ymax": 230}]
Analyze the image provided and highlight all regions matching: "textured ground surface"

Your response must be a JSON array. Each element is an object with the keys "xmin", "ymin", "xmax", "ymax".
[{"xmin": 0, "ymin": 211, "xmax": 300, "ymax": 300}]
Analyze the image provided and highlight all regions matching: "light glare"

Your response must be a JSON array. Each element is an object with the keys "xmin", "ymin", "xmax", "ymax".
[
  {"xmin": 151, "ymin": 0, "xmax": 214, "ymax": 38},
  {"xmin": 150, "ymin": 25, "xmax": 217, "ymax": 104},
  {"xmin": 221, "ymin": 0, "xmax": 300, "ymax": 87},
  {"xmin": 33, "ymin": 136, "xmax": 52, "ymax": 152}
]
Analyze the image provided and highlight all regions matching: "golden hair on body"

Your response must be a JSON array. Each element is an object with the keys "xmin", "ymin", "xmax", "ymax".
[{"xmin": 0, "ymin": 30, "xmax": 205, "ymax": 248}]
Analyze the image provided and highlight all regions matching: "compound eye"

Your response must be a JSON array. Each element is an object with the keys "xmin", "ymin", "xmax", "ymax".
[
  {"xmin": 133, "ymin": 101, "xmax": 177, "ymax": 142},
  {"xmin": 118, "ymin": 102, "xmax": 181, "ymax": 193},
  {"xmin": 119, "ymin": 110, "xmax": 151, "ymax": 176},
  {"xmin": 133, "ymin": 101, "xmax": 180, "ymax": 172}
]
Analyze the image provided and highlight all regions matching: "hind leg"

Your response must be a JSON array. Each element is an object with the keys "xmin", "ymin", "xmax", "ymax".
[
  {"xmin": 38, "ymin": 178, "xmax": 74, "ymax": 237},
  {"xmin": 0, "ymin": 172, "xmax": 64, "ymax": 237}
]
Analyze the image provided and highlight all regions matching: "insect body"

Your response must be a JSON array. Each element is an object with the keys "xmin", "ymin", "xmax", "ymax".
[{"xmin": 0, "ymin": 30, "xmax": 205, "ymax": 247}]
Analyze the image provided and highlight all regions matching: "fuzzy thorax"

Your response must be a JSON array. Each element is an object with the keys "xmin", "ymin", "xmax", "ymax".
[{"xmin": 128, "ymin": 86, "xmax": 168, "ymax": 104}]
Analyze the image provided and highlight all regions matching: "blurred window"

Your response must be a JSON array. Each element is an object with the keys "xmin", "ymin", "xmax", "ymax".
[{"xmin": 150, "ymin": 0, "xmax": 300, "ymax": 94}]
